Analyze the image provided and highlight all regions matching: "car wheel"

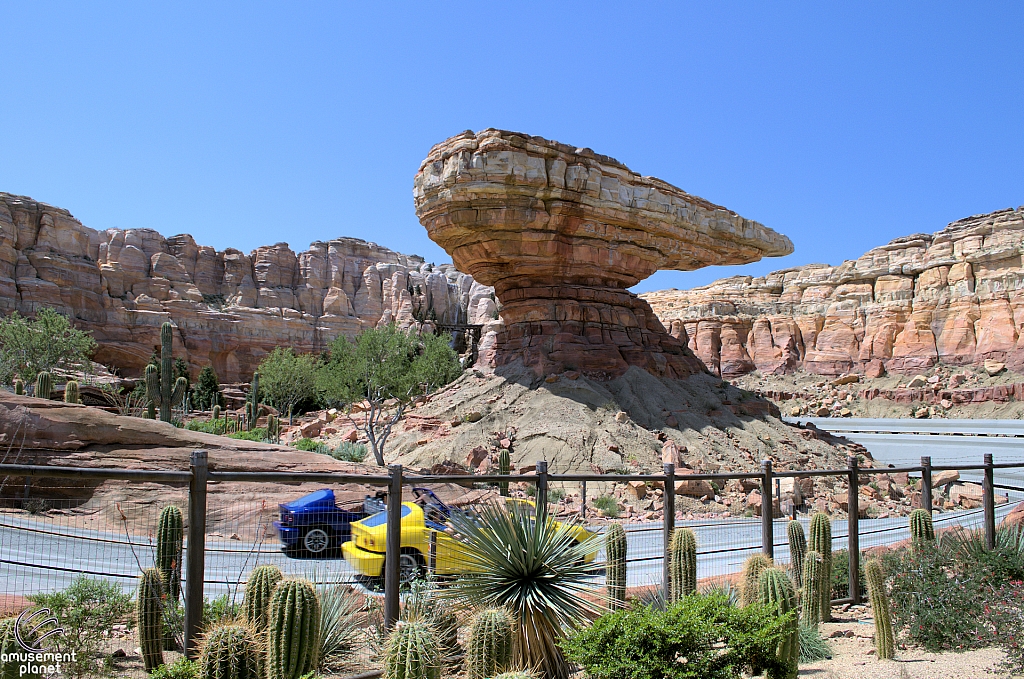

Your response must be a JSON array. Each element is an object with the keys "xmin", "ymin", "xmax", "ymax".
[
  {"xmin": 302, "ymin": 526, "xmax": 331, "ymax": 555},
  {"xmin": 398, "ymin": 551, "xmax": 424, "ymax": 584}
]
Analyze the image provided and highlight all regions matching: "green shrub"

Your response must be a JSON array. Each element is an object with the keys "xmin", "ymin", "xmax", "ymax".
[
  {"xmin": 186, "ymin": 418, "xmax": 227, "ymax": 435},
  {"xmin": 547, "ymin": 488, "xmax": 566, "ymax": 504},
  {"xmin": 829, "ymin": 548, "xmax": 866, "ymax": 599},
  {"xmin": 28, "ymin": 577, "xmax": 135, "ymax": 678},
  {"xmin": 798, "ymin": 623, "xmax": 832, "ymax": 662},
  {"xmin": 204, "ymin": 594, "xmax": 242, "ymax": 627},
  {"xmin": 293, "ymin": 437, "xmax": 329, "ymax": 454},
  {"xmin": 330, "ymin": 442, "xmax": 367, "ymax": 463},
  {"xmin": 150, "ymin": 658, "xmax": 199, "ymax": 679},
  {"xmin": 227, "ymin": 427, "xmax": 268, "ymax": 442},
  {"xmin": 592, "ymin": 495, "xmax": 619, "ymax": 518},
  {"xmin": 560, "ymin": 593, "xmax": 792, "ymax": 679}
]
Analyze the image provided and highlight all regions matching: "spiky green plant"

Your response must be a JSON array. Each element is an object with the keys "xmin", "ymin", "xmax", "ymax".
[
  {"xmin": 493, "ymin": 673, "xmax": 538, "ymax": 679},
  {"xmin": 801, "ymin": 550, "xmax": 824, "ymax": 627},
  {"xmin": 865, "ymin": 559, "xmax": 894, "ymax": 660},
  {"xmin": 670, "ymin": 528, "xmax": 697, "ymax": 602},
  {"xmin": 909, "ymin": 508, "xmax": 935, "ymax": 553},
  {"xmin": 160, "ymin": 322, "xmax": 174, "ymax": 422},
  {"xmin": 384, "ymin": 620, "xmax": 440, "ymax": 679},
  {"xmin": 605, "ymin": 524, "xmax": 627, "ymax": 610},
  {"xmin": 809, "ymin": 512, "xmax": 832, "ymax": 621},
  {"xmin": 243, "ymin": 564, "xmax": 284, "ymax": 635},
  {"xmin": 249, "ymin": 371, "xmax": 260, "ymax": 430},
  {"xmin": 13, "ymin": 379, "xmax": 24, "ymax": 396},
  {"xmin": 267, "ymin": 414, "xmax": 280, "ymax": 443},
  {"xmin": 740, "ymin": 553, "xmax": 773, "ymax": 606},
  {"xmin": 1, "ymin": 616, "xmax": 40, "ymax": 679},
  {"xmin": 467, "ymin": 609, "xmax": 514, "ymax": 679},
  {"xmin": 312, "ymin": 578, "xmax": 361, "ymax": 674},
  {"xmin": 759, "ymin": 567, "xmax": 799, "ymax": 679},
  {"xmin": 35, "ymin": 371, "xmax": 52, "ymax": 400},
  {"xmin": 157, "ymin": 505, "xmax": 184, "ymax": 600},
  {"xmin": 401, "ymin": 577, "xmax": 462, "ymax": 670},
  {"xmin": 787, "ymin": 520, "xmax": 807, "ymax": 589},
  {"xmin": 138, "ymin": 568, "xmax": 165, "ymax": 672},
  {"xmin": 199, "ymin": 623, "xmax": 262, "ymax": 679},
  {"xmin": 145, "ymin": 363, "xmax": 159, "ymax": 419},
  {"xmin": 63, "ymin": 380, "xmax": 80, "ymax": 403},
  {"xmin": 172, "ymin": 376, "xmax": 188, "ymax": 408},
  {"xmin": 498, "ymin": 448, "xmax": 511, "ymax": 497},
  {"xmin": 212, "ymin": 404, "xmax": 221, "ymax": 421},
  {"xmin": 266, "ymin": 579, "xmax": 321, "ymax": 679},
  {"xmin": 443, "ymin": 501, "xmax": 603, "ymax": 679}
]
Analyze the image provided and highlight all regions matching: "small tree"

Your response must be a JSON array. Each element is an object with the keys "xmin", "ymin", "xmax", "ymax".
[
  {"xmin": 0, "ymin": 307, "xmax": 97, "ymax": 387},
  {"xmin": 316, "ymin": 323, "xmax": 461, "ymax": 466},
  {"xmin": 258, "ymin": 347, "xmax": 319, "ymax": 424},
  {"xmin": 192, "ymin": 365, "xmax": 223, "ymax": 411}
]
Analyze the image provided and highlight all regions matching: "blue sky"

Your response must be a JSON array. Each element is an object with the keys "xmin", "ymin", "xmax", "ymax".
[{"xmin": 1, "ymin": 2, "xmax": 1021, "ymax": 293}]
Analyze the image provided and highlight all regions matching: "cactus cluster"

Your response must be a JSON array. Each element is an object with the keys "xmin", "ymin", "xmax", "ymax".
[
  {"xmin": 267, "ymin": 579, "xmax": 321, "ymax": 679},
  {"xmin": 670, "ymin": 528, "xmax": 697, "ymax": 602},
  {"xmin": 138, "ymin": 568, "xmax": 165, "ymax": 672},
  {"xmin": 787, "ymin": 520, "xmax": 807, "ymax": 589},
  {"xmin": 35, "ymin": 371, "xmax": 53, "ymax": 400},
  {"xmin": 758, "ymin": 567, "xmax": 799, "ymax": 679},
  {"xmin": 865, "ymin": 559, "xmax": 895, "ymax": 660},
  {"xmin": 199, "ymin": 624, "xmax": 262, "ymax": 679},
  {"xmin": 384, "ymin": 620, "xmax": 440, "ymax": 679},
  {"xmin": 909, "ymin": 508, "xmax": 934, "ymax": 552},
  {"xmin": 801, "ymin": 550, "xmax": 825, "ymax": 626},
  {"xmin": 467, "ymin": 609, "xmax": 513, "ymax": 679},
  {"xmin": 605, "ymin": 524, "xmax": 627, "ymax": 609},
  {"xmin": 498, "ymin": 448, "xmax": 511, "ymax": 497},
  {"xmin": 741, "ymin": 554, "xmax": 774, "ymax": 606},
  {"xmin": 244, "ymin": 565, "xmax": 284, "ymax": 635},
  {"xmin": 63, "ymin": 380, "xmax": 80, "ymax": 404},
  {"xmin": 13, "ymin": 379, "xmax": 24, "ymax": 396},
  {"xmin": 267, "ymin": 414, "xmax": 281, "ymax": 443},
  {"xmin": 809, "ymin": 512, "xmax": 833, "ymax": 621},
  {"xmin": 157, "ymin": 505, "xmax": 184, "ymax": 600}
]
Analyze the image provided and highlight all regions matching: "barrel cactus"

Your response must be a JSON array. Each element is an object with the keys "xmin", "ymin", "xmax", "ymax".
[
  {"xmin": 63, "ymin": 380, "xmax": 80, "ymax": 404},
  {"xmin": 267, "ymin": 579, "xmax": 321, "ymax": 679},
  {"xmin": 787, "ymin": 520, "xmax": 807, "ymax": 589},
  {"xmin": 740, "ymin": 553, "xmax": 773, "ymax": 606},
  {"xmin": 244, "ymin": 564, "xmax": 284, "ymax": 635},
  {"xmin": 13, "ymin": 379, "xmax": 23, "ymax": 396},
  {"xmin": 384, "ymin": 620, "xmax": 440, "ymax": 679},
  {"xmin": 670, "ymin": 527, "xmax": 697, "ymax": 602},
  {"xmin": 198, "ymin": 623, "xmax": 262, "ymax": 679},
  {"xmin": 809, "ymin": 512, "xmax": 833, "ymax": 621},
  {"xmin": 866, "ymin": 559, "xmax": 895, "ymax": 660},
  {"xmin": 801, "ymin": 550, "xmax": 824, "ymax": 626},
  {"xmin": 759, "ymin": 567, "xmax": 799, "ymax": 678},
  {"xmin": 138, "ymin": 568, "xmax": 165, "ymax": 672},
  {"xmin": 466, "ymin": 609, "xmax": 513, "ymax": 679},
  {"xmin": 605, "ymin": 524, "xmax": 627, "ymax": 609},
  {"xmin": 498, "ymin": 447, "xmax": 511, "ymax": 497},
  {"xmin": 909, "ymin": 508, "xmax": 934, "ymax": 552},
  {"xmin": 157, "ymin": 505, "xmax": 184, "ymax": 600},
  {"xmin": 35, "ymin": 371, "xmax": 53, "ymax": 400}
]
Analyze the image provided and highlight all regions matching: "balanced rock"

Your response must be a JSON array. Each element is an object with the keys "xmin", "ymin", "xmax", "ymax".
[{"xmin": 414, "ymin": 129, "xmax": 792, "ymax": 379}]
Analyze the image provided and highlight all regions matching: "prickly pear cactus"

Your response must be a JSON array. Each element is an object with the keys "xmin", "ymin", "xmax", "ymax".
[
  {"xmin": 157, "ymin": 505, "xmax": 184, "ymax": 600},
  {"xmin": 759, "ymin": 567, "xmax": 799, "ymax": 678},
  {"xmin": 741, "ymin": 553, "xmax": 773, "ymax": 606},
  {"xmin": 199, "ymin": 623, "xmax": 262, "ymax": 679},
  {"xmin": 35, "ymin": 371, "xmax": 53, "ymax": 400},
  {"xmin": 801, "ymin": 550, "xmax": 824, "ymax": 627},
  {"xmin": 809, "ymin": 512, "xmax": 833, "ymax": 621},
  {"xmin": 244, "ymin": 564, "xmax": 284, "ymax": 635},
  {"xmin": 63, "ymin": 380, "xmax": 80, "ymax": 404},
  {"xmin": 384, "ymin": 620, "xmax": 440, "ymax": 679},
  {"xmin": 670, "ymin": 528, "xmax": 697, "ymax": 602},
  {"xmin": 138, "ymin": 568, "xmax": 165, "ymax": 672},
  {"xmin": 466, "ymin": 609, "xmax": 513, "ymax": 679},
  {"xmin": 865, "ymin": 559, "xmax": 895, "ymax": 660},
  {"xmin": 605, "ymin": 524, "xmax": 627, "ymax": 609},
  {"xmin": 266, "ymin": 579, "xmax": 320, "ymax": 679},
  {"xmin": 787, "ymin": 520, "xmax": 806, "ymax": 589}
]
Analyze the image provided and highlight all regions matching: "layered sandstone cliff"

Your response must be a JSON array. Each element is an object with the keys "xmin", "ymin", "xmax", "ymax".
[
  {"xmin": 642, "ymin": 207, "xmax": 1024, "ymax": 377},
  {"xmin": 0, "ymin": 192, "xmax": 496, "ymax": 381}
]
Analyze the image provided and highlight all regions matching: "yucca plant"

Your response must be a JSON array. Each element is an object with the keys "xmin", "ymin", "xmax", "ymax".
[
  {"xmin": 304, "ymin": 565, "xmax": 362, "ymax": 673},
  {"xmin": 443, "ymin": 501, "xmax": 603, "ymax": 679}
]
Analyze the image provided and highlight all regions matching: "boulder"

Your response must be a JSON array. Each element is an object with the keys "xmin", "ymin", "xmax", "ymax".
[{"xmin": 931, "ymin": 470, "xmax": 960, "ymax": 488}]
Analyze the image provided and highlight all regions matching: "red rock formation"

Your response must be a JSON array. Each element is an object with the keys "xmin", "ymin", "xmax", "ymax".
[
  {"xmin": 643, "ymin": 207, "xmax": 1024, "ymax": 376},
  {"xmin": 414, "ymin": 129, "xmax": 793, "ymax": 379},
  {"xmin": 0, "ymin": 192, "xmax": 495, "ymax": 381}
]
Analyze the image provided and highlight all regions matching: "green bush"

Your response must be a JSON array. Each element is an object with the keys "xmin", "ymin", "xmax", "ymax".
[
  {"xmin": 560, "ymin": 593, "xmax": 792, "ymax": 679},
  {"xmin": 592, "ymin": 495, "xmax": 619, "ymax": 518},
  {"xmin": 547, "ymin": 488, "xmax": 566, "ymax": 504},
  {"xmin": 186, "ymin": 418, "xmax": 227, "ymax": 435},
  {"xmin": 28, "ymin": 577, "xmax": 135, "ymax": 678},
  {"xmin": 330, "ymin": 442, "xmax": 367, "ymax": 463},
  {"xmin": 204, "ymin": 594, "xmax": 241, "ymax": 626},
  {"xmin": 829, "ymin": 548, "xmax": 866, "ymax": 599},
  {"xmin": 149, "ymin": 658, "xmax": 199, "ymax": 679},
  {"xmin": 227, "ymin": 427, "xmax": 268, "ymax": 442},
  {"xmin": 293, "ymin": 437, "xmax": 330, "ymax": 454}
]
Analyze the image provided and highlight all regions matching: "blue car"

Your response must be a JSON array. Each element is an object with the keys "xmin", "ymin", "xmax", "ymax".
[{"xmin": 273, "ymin": 489, "xmax": 386, "ymax": 557}]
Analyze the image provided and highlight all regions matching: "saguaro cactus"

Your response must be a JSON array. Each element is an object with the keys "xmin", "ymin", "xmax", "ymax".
[
  {"xmin": 787, "ymin": 520, "xmax": 807, "ymax": 589},
  {"xmin": 35, "ymin": 371, "xmax": 53, "ymax": 400},
  {"xmin": 199, "ymin": 623, "xmax": 262, "ymax": 679},
  {"xmin": 248, "ymin": 371, "xmax": 260, "ymax": 430},
  {"xmin": 172, "ymin": 376, "xmax": 188, "ymax": 408},
  {"xmin": 498, "ymin": 448, "xmax": 511, "ymax": 497},
  {"xmin": 13, "ymin": 379, "xmax": 24, "ymax": 395},
  {"xmin": 145, "ymin": 363, "xmax": 159, "ymax": 419},
  {"xmin": 384, "ymin": 620, "xmax": 440, "ymax": 679},
  {"xmin": 138, "ymin": 568, "xmax": 165, "ymax": 672},
  {"xmin": 267, "ymin": 414, "xmax": 280, "ymax": 442},
  {"xmin": 466, "ymin": 609, "xmax": 513, "ymax": 679},
  {"xmin": 157, "ymin": 505, "xmax": 184, "ymax": 600},
  {"xmin": 801, "ymin": 550, "xmax": 824, "ymax": 626},
  {"xmin": 865, "ymin": 559, "xmax": 895, "ymax": 660},
  {"xmin": 212, "ymin": 404, "xmax": 221, "ymax": 421},
  {"xmin": 244, "ymin": 564, "xmax": 284, "ymax": 635},
  {"xmin": 267, "ymin": 579, "xmax": 321, "ymax": 679},
  {"xmin": 160, "ymin": 322, "xmax": 174, "ymax": 422},
  {"xmin": 809, "ymin": 512, "xmax": 833, "ymax": 621},
  {"xmin": 63, "ymin": 380, "xmax": 80, "ymax": 404},
  {"xmin": 605, "ymin": 523, "xmax": 627, "ymax": 609},
  {"xmin": 741, "ymin": 553, "xmax": 774, "ymax": 606},
  {"xmin": 670, "ymin": 527, "xmax": 697, "ymax": 602},
  {"xmin": 909, "ymin": 508, "xmax": 934, "ymax": 552},
  {"xmin": 759, "ymin": 567, "xmax": 799, "ymax": 679}
]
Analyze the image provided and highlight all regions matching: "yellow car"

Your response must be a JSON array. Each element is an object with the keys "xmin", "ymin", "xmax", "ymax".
[{"xmin": 341, "ymin": 487, "xmax": 597, "ymax": 584}]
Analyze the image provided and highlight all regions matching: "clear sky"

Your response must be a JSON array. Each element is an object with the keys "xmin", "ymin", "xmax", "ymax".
[{"xmin": 2, "ymin": 2, "xmax": 1021, "ymax": 293}]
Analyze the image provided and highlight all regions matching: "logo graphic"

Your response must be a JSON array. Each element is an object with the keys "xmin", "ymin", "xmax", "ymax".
[{"xmin": 14, "ymin": 607, "xmax": 64, "ymax": 652}]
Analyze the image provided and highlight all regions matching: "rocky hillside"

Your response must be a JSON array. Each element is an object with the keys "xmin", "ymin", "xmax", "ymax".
[
  {"xmin": 0, "ymin": 192, "xmax": 496, "ymax": 381},
  {"xmin": 642, "ymin": 207, "xmax": 1024, "ymax": 378}
]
